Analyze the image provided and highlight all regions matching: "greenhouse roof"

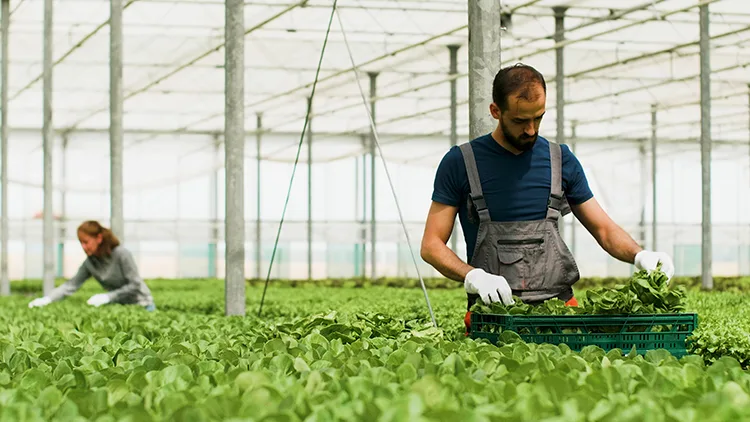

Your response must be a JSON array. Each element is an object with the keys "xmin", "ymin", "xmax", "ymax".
[{"xmin": 3, "ymin": 0, "xmax": 750, "ymax": 162}]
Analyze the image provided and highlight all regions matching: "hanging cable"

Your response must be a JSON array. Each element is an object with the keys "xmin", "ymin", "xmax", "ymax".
[
  {"xmin": 257, "ymin": 0, "xmax": 338, "ymax": 317},
  {"xmin": 334, "ymin": 9, "xmax": 437, "ymax": 328}
]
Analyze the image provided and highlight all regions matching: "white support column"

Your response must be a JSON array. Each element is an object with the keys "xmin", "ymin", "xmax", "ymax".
[
  {"xmin": 368, "ymin": 72, "xmax": 377, "ymax": 280},
  {"xmin": 449, "ymin": 44, "xmax": 459, "ymax": 254},
  {"xmin": 42, "ymin": 0, "xmax": 55, "ymax": 296},
  {"xmin": 360, "ymin": 134, "xmax": 367, "ymax": 281},
  {"xmin": 651, "ymin": 104, "xmax": 658, "ymax": 251},
  {"xmin": 110, "ymin": 0, "xmax": 124, "ymax": 240},
  {"xmin": 306, "ymin": 96, "xmax": 313, "ymax": 282},
  {"xmin": 0, "ymin": 0, "xmax": 9, "ymax": 296},
  {"xmin": 255, "ymin": 113, "xmax": 262, "ymax": 281},
  {"xmin": 57, "ymin": 134, "xmax": 68, "ymax": 278},
  {"xmin": 699, "ymin": 3, "xmax": 712, "ymax": 290},
  {"xmin": 467, "ymin": 0, "xmax": 501, "ymax": 140},
  {"xmin": 640, "ymin": 136, "xmax": 647, "ymax": 248},
  {"xmin": 570, "ymin": 121, "xmax": 577, "ymax": 256},
  {"xmin": 208, "ymin": 135, "xmax": 219, "ymax": 278},
  {"xmin": 553, "ymin": 6, "xmax": 567, "ymax": 240},
  {"xmin": 224, "ymin": 0, "xmax": 246, "ymax": 315}
]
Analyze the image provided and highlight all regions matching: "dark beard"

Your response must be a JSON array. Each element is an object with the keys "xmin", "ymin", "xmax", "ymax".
[{"xmin": 501, "ymin": 119, "xmax": 537, "ymax": 152}]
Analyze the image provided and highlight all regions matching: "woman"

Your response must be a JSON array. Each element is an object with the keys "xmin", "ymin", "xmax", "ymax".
[{"xmin": 28, "ymin": 220, "xmax": 156, "ymax": 311}]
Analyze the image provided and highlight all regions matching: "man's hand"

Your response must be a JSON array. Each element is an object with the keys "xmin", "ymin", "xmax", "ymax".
[
  {"xmin": 464, "ymin": 268, "xmax": 515, "ymax": 305},
  {"xmin": 634, "ymin": 250, "xmax": 675, "ymax": 281},
  {"xmin": 28, "ymin": 296, "xmax": 52, "ymax": 308},
  {"xmin": 87, "ymin": 293, "xmax": 111, "ymax": 307}
]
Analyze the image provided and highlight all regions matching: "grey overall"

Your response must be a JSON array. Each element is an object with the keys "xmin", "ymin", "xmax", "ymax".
[{"xmin": 459, "ymin": 140, "xmax": 580, "ymax": 310}]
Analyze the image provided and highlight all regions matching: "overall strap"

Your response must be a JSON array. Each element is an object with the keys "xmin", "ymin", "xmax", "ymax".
[
  {"xmin": 458, "ymin": 143, "xmax": 491, "ymax": 224},
  {"xmin": 546, "ymin": 141, "xmax": 571, "ymax": 220}
]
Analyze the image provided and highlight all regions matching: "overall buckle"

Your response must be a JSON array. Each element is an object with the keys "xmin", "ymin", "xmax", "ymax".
[
  {"xmin": 548, "ymin": 193, "xmax": 563, "ymax": 211},
  {"xmin": 470, "ymin": 194, "xmax": 487, "ymax": 211}
]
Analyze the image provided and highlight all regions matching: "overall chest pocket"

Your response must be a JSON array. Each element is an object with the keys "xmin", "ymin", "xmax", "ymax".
[{"xmin": 492, "ymin": 237, "xmax": 547, "ymax": 291}]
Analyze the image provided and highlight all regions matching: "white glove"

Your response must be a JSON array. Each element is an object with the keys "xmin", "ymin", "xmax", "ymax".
[
  {"xmin": 87, "ymin": 293, "xmax": 111, "ymax": 307},
  {"xmin": 464, "ymin": 268, "xmax": 515, "ymax": 306},
  {"xmin": 634, "ymin": 250, "xmax": 675, "ymax": 281},
  {"xmin": 28, "ymin": 296, "xmax": 52, "ymax": 308}
]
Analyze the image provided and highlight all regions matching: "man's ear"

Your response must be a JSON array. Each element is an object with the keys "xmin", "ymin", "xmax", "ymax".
[{"xmin": 489, "ymin": 102, "xmax": 501, "ymax": 120}]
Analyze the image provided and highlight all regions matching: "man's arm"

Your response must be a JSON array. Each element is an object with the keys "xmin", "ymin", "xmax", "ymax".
[
  {"xmin": 420, "ymin": 201, "xmax": 474, "ymax": 282},
  {"xmin": 570, "ymin": 197, "xmax": 643, "ymax": 264}
]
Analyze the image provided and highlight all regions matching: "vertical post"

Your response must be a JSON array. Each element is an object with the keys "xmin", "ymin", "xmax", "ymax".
[
  {"xmin": 368, "ymin": 72, "xmax": 377, "ymax": 280},
  {"xmin": 224, "ymin": 0, "xmax": 245, "ymax": 315},
  {"xmin": 699, "ymin": 3, "xmax": 712, "ymax": 289},
  {"xmin": 42, "ymin": 0, "xmax": 54, "ymax": 296},
  {"xmin": 110, "ymin": 0, "xmax": 124, "ymax": 240},
  {"xmin": 570, "ymin": 121, "xmax": 577, "ymax": 256},
  {"xmin": 0, "ymin": 0, "xmax": 8, "ymax": 296},
  {"xmin": 449, "ymin": 44, "xmax": 459, "ymax": 253},
  {"xmin": 639, "ymin": 138, "xmax": 647, "ymax": 249},
  {"xmin": 553, "ymin": 6, "xmax": 567, "ymax": 240},
  {"xmin": 175, "ymin": 155, "xmax": 181, "ymax": 277},
  {"xmin": 360, "ymin": 134, "xmax": 367, "ymax": 282},
  {"xmin": 651, "ymin": 104, "xmax": 657, "ymax": 251},
  {"xmin": 468, "ymin": 0, "xmax": 501, "ymax": 140},
  {"xmin": 57, "ymin": 134, "xmax": 68, "ymax": 278},
  {"xmin": 306, "ymin": 96, "xmax": 313, "ymax": 282},
  {"xmin": 208, "ymin": 135, "xmax": 219, "ymax": 278},
  {"xmin": 353, "ymin": 156, "xmax": 359, "ymax": 277},
  {"xmin": 255, "ymin": 114, "xmax": 262, "ymax": 281}
]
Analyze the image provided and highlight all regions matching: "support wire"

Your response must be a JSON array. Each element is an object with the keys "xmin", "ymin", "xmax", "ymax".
[
  {"xmin": 257, "ymin": 0, "xmax": 337, "ymax": 317},
  {"xmin": 335, "ymin": 9, "xmax": 437, "ymax": 328}
]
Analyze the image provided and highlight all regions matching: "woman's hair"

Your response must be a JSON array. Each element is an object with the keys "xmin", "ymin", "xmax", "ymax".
[{"xmin": 77, "ymin": 220, "xmax": 120, "ymax": 257}]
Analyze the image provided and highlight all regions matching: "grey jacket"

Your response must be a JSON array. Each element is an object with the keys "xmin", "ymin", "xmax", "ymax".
[{"xmin": 47, "ymin": 245, "xmax": 154, "ymax": 306}]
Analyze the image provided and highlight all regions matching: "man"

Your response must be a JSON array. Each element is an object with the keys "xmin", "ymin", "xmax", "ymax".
[{"xmin": 419, "ymin": 63, "xmax": 674, "ymax": 333}]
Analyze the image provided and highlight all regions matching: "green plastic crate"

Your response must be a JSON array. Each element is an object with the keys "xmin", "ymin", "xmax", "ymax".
[{"xmin": 470, "ymin": 312, "xmax": 698, "ymax": 358}]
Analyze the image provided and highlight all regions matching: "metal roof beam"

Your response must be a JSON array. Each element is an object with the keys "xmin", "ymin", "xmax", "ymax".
[
  {"xmin": 8, "ymin": 0, "xmax": 141, "ymax": 102},
  {"xmin": 150, "ymin": 1, "xmax": 662, "ymax": 136},
  {"xmin": 577, "ymin": 90, "xmax": 749, "ymax": 126},
  {"xmin": 568, "ymin": 25, "xmax": 750, "ymax": 78},
  {"xmin": 65, "ymin": 0, "xmax": 308, "ymax": 131}
]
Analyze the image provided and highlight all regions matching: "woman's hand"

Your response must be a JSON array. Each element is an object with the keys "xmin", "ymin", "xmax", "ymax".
[{"xmin": 87, "ymin": 293, "xmax": 111, "ymax": 307}]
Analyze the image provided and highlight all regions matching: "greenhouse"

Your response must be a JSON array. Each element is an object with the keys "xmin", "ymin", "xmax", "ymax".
[{"xmin": 0, "ymin": 0, "xmax": 749, "ymax": 420}]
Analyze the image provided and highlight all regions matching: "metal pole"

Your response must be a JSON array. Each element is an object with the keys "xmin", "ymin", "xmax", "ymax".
[
  {"xmin": 360, "ymin": 135, "xmax": 367, "ymax": 282},
  {"xmin": 368, "ymin": 72, "xmax": 377, "ymax": 280},
  {"xmin": 468, "ymin": 0, "xmax": 501, "ymax": 140},
  {"xmin": 224, "ymin": 0, "xmax": 245, "ymax": 316},
  {"xmin": 1, "ymin": 0, "xmax": 9, "ymax": 296},
  {"xmin": 699, "ymin": 3, "xmax": 712, "ymax": 290},
  {"xmin": 353, "ymin": 156, "xmax": 359, "ymax": 277},
  {"xmin": 57, "ymin": 135, "xmax": 68, "ymax": 278},
  {"xmin": 110, "ymin": 0, "xmax": 124, "ymax": 240},
  {"xmin": 554, "ymin": 6, "xmax": 567, "ymax": 240},
  {"xmin": 42, "ymin": 0, "xmax": 54, "ymax": 296},
  {"xmin": 449, "ymin": 44, "xmax": 459, "ymax": 253},
  {"xmin": 256, "ymin": 113, "xmax": 262, "ymax": 281},
  {"xmin": 307, "ymin": 96, "xmax": 313, "ymax": 282},
  {"xmin": 651, "ymin": 104, "xmax": 657, "ymax": 251},
  {"xmin": 208, "ymin": 135, "xmax": 219, "ymax": 278},
  {"xmin": 640, "ymin": 137, "xmax": 647, "ymax": 248},
  {"xmin": 570, "ymin": 120, "xmax": 577, "ymax": 256},
  {"xmin": 175, "ymin": 155, "xmax": 181, "ymax": 277}
]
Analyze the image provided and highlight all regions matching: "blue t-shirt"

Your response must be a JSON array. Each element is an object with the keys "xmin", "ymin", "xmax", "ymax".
[{"xmin": 431, "ymin": 133, "xmax": 594, "ymax": 262}]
